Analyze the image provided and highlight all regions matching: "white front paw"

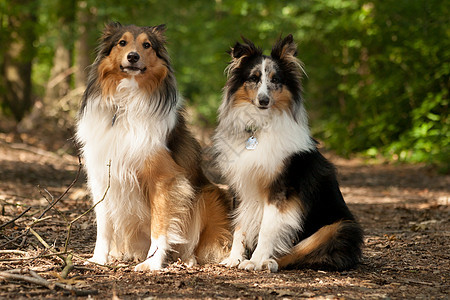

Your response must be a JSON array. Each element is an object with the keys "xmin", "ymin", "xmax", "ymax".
[
  {"xmin": 261, "ymin": 259, "xmax": 278, "ymax": 272},
  {"xmin": 220, "ymin": 253, "xmax": 244, "ymax": 268},
  {"xmin": 238, "ymin": 259, "xmax": 255, "ymax": 270},
  {"xmin": 238, "ymin": 258, "xmax": 278, "ymax": 272},
  {"xmin": 184, "ymin": 256, "xmax": 197, "ymax": 268},
  {"xmin": 134, "ymin": 257, "xmax": 164, "ymax": 272},
  {"xmin": 85, "ymin": 254, "xmax": 108, "ymax": 266}
]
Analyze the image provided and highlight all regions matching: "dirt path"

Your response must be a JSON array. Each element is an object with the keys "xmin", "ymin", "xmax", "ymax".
[{"xmin": 0, "ymin": 135, "xmax": 448, "ymax": 299}]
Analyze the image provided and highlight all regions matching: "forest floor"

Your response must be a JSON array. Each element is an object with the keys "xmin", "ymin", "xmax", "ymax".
[{"xmin": 0, "ymin": 130, "xmax": 449, "ymax": 299}]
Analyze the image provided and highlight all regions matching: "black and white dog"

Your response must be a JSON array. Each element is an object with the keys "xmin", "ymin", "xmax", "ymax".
[{"xmin": 213, "ymin": 35, "xmax": 363, "ymax": 272}]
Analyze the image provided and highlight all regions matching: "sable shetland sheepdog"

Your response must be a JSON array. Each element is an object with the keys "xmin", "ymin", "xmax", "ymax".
[
  {"xmin": 212, "ymin": 35, "xmax": 363, "ymax": 272},
  {"xmin": 75, "ymin": 22, "xmax": 231, "ymax": 271}
]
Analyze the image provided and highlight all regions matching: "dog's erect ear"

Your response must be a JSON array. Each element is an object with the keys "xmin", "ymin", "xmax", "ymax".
[
  {"xmin": 148, "ymin": 24, "xmax": 167, "ymax": 40},
  {"xmin": 102, "ymin": 22, "xmax": 122, "ymax": 41},
  {"xmin": 229, "ymin": 36, "xmax": 261, "ymax": 59},
  {"xmin": 151, "ymin": 24, "xmax": 166, "ymax": 33},
  {"xmin": 271, "ymin": 34, "xmax": 298, "ymax": 60},
  {"xmin": 229, "ymin": 42, "xmax": 245, "ymax": 59},
  {"xmin": 98, "ymin": 22, "xmax": 123, "ymax": 57},
  {"xmin": 226, "ymin": 37, "xmax": 262, "ymax": 75}
]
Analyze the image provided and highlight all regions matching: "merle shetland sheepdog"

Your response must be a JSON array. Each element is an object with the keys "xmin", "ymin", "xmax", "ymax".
[
  {"xmin": 75, "ymin": 22, "xmax": 231, "ymax": 271},
  {"xmin": 213, "ymin": 35, "xmax": 363, "ymax": 272}
]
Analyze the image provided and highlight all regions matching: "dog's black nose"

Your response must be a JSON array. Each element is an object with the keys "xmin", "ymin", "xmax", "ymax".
[
  {"xmin": 258, "ymin": 94, "xmax": 270, "ymax": 107},
  {"xmin": 127, "ymin": 52, "xmax": 140, "ymax": 63}
]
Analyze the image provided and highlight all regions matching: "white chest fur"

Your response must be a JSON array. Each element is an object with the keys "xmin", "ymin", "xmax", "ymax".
[
  {"xmin": 215, "ymin": 104, "xmax": 314, "ymax": 198},
  {"xmin": 76, "ymin": 78, "xmax": 177, "ymax": 241},
  {"xmin": 77, "ymin": 78, "xmax": 176, "ymax": 180}
]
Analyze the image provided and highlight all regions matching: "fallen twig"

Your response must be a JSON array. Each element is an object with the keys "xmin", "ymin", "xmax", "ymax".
[
  {"xmin": 28, "ymin": 227, "xmax": 66, "ymax": 266},
  {"xmin": 0, "ymin": 207, "xmax": 32, "ymax": 229},
  {"xmin": 0, "ymin": 250, "xmax": 28, "ymax": 255},
  {"xmin": 17, "ymin": 157, "xmax": 82, "ymax": 248},
  {"xmin": 0, "ymin": 269, "xmax": 98, "ymax": 296},
  {"xmin": 0, "ymin": 251, "xmax": 67, "ymax": 262},
  {"xmin": 398, "ymin": 278, "xmax": 435, "ymax": 286},
  {"xmin": 0, "ymin": 215, "xmax": 53, "ymax": 249},
  {"xmin": 60, "ymin": 254, "xmax": 74, "ymax": 279},
  {"xmin": 0, "ymin": 270, "xmax": 54, "ymax": 288},
  {"xmin": 0, "ymin": 232, "xmax": 24, "ymax": 248},
  {"xmin": 28, "ymin": 228, "xmax": 53, "ymax": 251},
  {"xmin": 38, "ymin": 187, "xmax": 67, "ymax": 223},
  {"xmin": 0, "ymin": 158, "xmax": 116, "ymax": 294},
  {"xmin": 0, "ymin": 140, "xmax": 64, "ymax": 161},
  {"xmin": 36, "ymin": 156, "xmax": 82, "ymax": 221},
  {"xmin": 63, "ymin": 160, "xmax": 111, "ymax": 253}
]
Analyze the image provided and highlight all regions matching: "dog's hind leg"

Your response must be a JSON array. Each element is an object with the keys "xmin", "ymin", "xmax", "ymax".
[
  {"xmin": 134, "ymin": 183, "xmax": 174, "ymax": 271},
  {"xmin": 135, "ymin": 149, "xmax": 195, "ymax": 271},
  {"xmin": 134, "ymin": 186, "xmax": 172, "ymax": 271},
  {"xmin": 276, "ymin": 220, "xmax": 363, "ymax": 270},
  {"xmin": 194, "ymin": 185, "xmax": 232, "ymax": 264}
]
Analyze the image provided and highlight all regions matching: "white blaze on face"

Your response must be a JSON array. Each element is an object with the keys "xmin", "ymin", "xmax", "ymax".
[{"xmin": 257, "ymin": 58, "xmax": 269, "ymax": 100}]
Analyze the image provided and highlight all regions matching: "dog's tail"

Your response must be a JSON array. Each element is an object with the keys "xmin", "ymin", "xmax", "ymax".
[
  {"xmin": 276, "ymin": 220, "xmax": 363, "ymax": 270},
  {"xmin": 194, "ymin": 185, "xmax": 232, "ymax": 264}
]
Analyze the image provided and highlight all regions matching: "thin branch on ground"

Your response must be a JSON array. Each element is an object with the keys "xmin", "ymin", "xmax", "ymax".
[
  {"xmin": 0, "ymin": 250, "xmax": 29, "ymax": 255},
  {"xmin": 63, "ymin": 160, "xmax": 111, "ymax": 253},
  {"xmin": 17, "ymin": 156, "xmax": 82, "ymax": 248},
  {"xmin": 36, "ymin": 156, "xmax": 82, "ymax": 221},
  {"xmin": 0, "ymin": 214, "xmax": 51, "ymax": 249},
  {"xmin": 0, "ymin": 215, "xmax": 53, "ymax": 249},
  {"xmin": 0, "ymin": 207, "xmax": 32, "ymax": 229},
  {"xmin": 0, "ymin": 232, "xmax": 24, "ymax": 248},
  {"xmin": 38, "ymin": 187, "xmax": 67, "ymax": 223},
  {"xmin": 0, "ymin": 251, "xmax": 67, "ymax": 262},
  {"xmin": 0, "ymin": 158, "xmax": 118, "ymax": 292},
  {"xmin": 0, "ymin": 269, "xmax": 98, "ymax": 296},
  {"xmin": 60, "ymin": 254, "xmax": 74, "ymax": 279}
]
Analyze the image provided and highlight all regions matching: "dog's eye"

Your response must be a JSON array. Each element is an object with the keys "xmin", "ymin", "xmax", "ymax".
[
  {"xmin": 119, "ymin": 40, "xmax": 127, "ymax": 47},
  {"xmin": 143, "ymin": 42, "xmax": 151, "ymax": 49},
  {"xmin": 271, "ymin": 76, "xmax": 281, "ymax": 84},
  {"xmin": 248, "ymin": 75, "xmax": 259, "ymax": 83}
]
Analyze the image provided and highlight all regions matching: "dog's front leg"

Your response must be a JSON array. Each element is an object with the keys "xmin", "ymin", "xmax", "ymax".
[
  {"xmin": 88, "ymin": 202, "xmax": 113, "ymax": 265},
  {"xmin": 220, "ymin": 225, "xmax": 247, "ymax": 267},
  {"xmin": 238, "ymin": 202, "xmax": 302, "ymax": 272}
]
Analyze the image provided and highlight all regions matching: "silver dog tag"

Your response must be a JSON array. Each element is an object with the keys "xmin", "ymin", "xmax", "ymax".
[{"xmin": 245, "ymin": 136, "xmax": 258, "ymax": 150}]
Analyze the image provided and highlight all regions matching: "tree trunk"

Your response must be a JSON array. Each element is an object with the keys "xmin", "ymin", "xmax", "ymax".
[
  {"xmin": 1, "ymin": 1, "xmax": 37, "ymax": 122},
  {"xmin": 18, "ymin": 0, "xmax": 76, "ymax": 133},
  {"xmin": 74, "ymin": 1, "xmax": 94, "ymax": 89},
  {"xmin": 44, "ymin": 41, "xmax": 72, "ymax": 103}
]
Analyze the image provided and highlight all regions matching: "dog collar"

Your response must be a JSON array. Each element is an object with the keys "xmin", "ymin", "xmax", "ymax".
[{"xmin": 244, "ymin": 124, "xmax": 259, "ymax": 150}]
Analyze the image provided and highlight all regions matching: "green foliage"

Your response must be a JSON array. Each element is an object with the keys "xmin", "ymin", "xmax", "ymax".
[
  {"xmin": 301, "ymin": 0, "xmax": 449, "ymax": 168},
  {"xmin": 1, "ymin": 0, "xmax": 448, "ymax": 168}
]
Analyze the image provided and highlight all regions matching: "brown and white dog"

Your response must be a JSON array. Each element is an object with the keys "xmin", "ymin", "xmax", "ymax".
[
  {"xmin": 76, "ymin": 22, "xmax": 231, "ymax": 271},
  {"xmin": 213, "ymin": 35, "xmax": 363, "ymax": 272}
]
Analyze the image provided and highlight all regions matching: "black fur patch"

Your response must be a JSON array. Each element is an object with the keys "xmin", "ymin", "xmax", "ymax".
[{"xmin": 269, "ymin": 150, "xmax": 364, "ymax": 269}]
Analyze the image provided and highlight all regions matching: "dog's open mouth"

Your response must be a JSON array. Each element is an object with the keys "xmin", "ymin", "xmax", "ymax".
[{"xmin": 120, "ymin": 65, "xmax": 147, "ymax": 74}]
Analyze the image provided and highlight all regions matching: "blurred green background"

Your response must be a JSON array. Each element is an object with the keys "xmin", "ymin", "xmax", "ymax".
[{"xmin": 0, "ymin": 0, "xmax": 448, "ymax": 169}]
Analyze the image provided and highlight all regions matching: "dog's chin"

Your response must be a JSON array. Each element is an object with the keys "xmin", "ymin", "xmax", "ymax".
[{"xmin": 120, "ymin": 65, "xmax": 147, "ymax": 76}]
